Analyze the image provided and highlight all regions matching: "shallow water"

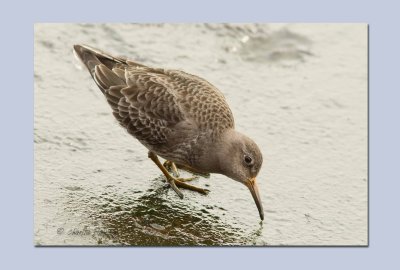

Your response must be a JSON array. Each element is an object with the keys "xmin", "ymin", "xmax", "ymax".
[{"xmin": 34, "ymin": 23, "xmax": 367, "ymax": 246}]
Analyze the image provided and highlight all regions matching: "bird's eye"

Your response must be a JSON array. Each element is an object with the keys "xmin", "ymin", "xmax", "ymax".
[{"xmin": 244, "ymin": 155, "xmax": 253, "ymax": 165}]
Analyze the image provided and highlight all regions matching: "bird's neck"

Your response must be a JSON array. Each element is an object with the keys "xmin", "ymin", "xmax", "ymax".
[{"xmin": 195, "ymin": 129, "xmax": 238, "ymax": 174}]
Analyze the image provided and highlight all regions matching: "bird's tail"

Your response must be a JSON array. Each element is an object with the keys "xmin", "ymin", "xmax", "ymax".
[
  {"xmin": 73, "ymin": 44, "xmax": 150, "ymax": 94},
  {"xmin": 73, "ymin": 45, "xmax": 123, "ymax": 86}
]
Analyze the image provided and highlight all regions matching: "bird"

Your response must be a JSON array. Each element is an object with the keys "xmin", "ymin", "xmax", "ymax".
[{"xmin": 73, "ymin": 44, "xmax": 265, "ymax": 220}]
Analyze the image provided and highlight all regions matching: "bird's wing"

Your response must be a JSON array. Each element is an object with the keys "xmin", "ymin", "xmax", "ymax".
[
  {"xmin": 74, "ymin": 45, "xmax": 187, "ymax": 145},
  {"xmin": 95, "ymin": 65, "xmax": 185, "ymax": 145}
]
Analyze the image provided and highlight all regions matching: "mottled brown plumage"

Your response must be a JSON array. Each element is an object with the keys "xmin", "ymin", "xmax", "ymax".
[{"xmin": 73, "ymin": 44, "xmax": 265, "ymax": 220}]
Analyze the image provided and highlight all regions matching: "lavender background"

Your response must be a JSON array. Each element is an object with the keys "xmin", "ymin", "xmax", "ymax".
[{"xmin": 1, "ymin": 0, "xmax": 399, "ymax": 269}]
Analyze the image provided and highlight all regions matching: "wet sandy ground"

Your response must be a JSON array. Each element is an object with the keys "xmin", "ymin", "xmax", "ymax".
[{"xmin": 34, "ymin": 23, "xmax": 367, "ymax": 245}]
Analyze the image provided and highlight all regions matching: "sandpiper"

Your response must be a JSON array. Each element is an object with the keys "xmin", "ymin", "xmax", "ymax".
[{"xmin": 73, "ymin": 44, "xmax": 264, "ymax": 220}]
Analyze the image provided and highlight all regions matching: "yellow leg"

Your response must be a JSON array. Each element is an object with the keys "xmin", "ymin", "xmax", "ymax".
[
  {"xmin": 148, "ymin": 152, "xmax": 209, "ymax": 198},
  {"xmin": 163, "ymin": 160, "xmax": 200, "ymax": 181},
  {"xmin": 163, "ymin": 160, "xmax": 180, "ymax": 177}
]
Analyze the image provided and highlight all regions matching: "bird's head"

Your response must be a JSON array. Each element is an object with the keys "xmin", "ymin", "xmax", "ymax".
[{"xmin": 216, "ymin": 129, "xmax": 264, "ymax": 220}]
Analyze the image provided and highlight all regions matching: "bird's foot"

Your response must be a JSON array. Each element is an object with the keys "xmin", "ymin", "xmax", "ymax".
[
  {"xmin": 148, "ymin": 152, "xmax": 209, "ymax": 198},
  {"xmin": 163, "ymin": 160, "xmax": 180, "ymax": 177},
  {"xmin": 176, "ymin": 176, "xmax": 198, "ymax": 182},
  {"xmin": 166, "ymin": 175, "xmax": 209, "ymax": 198},
  {"xmin": 192, "ymin": 172, "xmax": 211, "ymax": 179},
  {"xmin": 163, "ymin": 160, "xmax": 207, "ymax": 181}
]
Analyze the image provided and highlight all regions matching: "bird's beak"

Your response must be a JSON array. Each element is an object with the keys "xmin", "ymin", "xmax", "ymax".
[{"xmin": 246, "ymin": 177, "xmax": 264, "ymax": 220}]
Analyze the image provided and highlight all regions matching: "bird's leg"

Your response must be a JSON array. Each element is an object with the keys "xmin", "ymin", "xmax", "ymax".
[
  {"xmin": 163, "ymin": 160, "xmax": 211, "ymax": 181},
  {"xmin": 163, "ymin": 160, "xmax": 201, "ymax": 182},
  {"xmin": 148, "ymin": 152, "xmax": 183, "ymax": 198},
  {"xmin": 163, "ymin": 160, "xmax": 180, "ymax": 177},
  {"xmin": 148, "ymin": 152, "xmax": 209, "ymax": 198}
]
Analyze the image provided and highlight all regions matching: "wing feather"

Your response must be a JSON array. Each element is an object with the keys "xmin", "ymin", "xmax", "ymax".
[{"xmin": 95, "ymin": 67, "xmax": 186, "ymax": 146}]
